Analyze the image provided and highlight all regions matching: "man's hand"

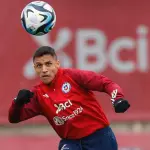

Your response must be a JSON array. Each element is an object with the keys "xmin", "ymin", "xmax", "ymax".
[
  {"xmin": 113, "ymin": 99, "xmax": 130, "ymax": 113},
  {"xmin": 14, "ymin": 89, "xmax": 34, "ymax": 106}
]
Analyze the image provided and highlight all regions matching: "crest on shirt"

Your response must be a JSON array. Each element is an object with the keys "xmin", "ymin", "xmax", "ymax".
[{"xmin": 62, "ymin": 82, "xmax": 71, "ymax": 93}]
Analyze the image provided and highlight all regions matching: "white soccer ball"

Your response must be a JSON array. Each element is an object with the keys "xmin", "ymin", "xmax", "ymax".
[{"xmin": 21, "ymin": 1, "xmax": 56, "ymax": 36}]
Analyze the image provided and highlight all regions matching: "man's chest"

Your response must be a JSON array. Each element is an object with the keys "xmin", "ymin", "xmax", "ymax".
[{"xmin": 37, "ymin": 80, "xmax": 85, "ymax": 116}]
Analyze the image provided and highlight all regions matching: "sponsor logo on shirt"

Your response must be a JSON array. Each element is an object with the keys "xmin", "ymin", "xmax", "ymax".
[
  {"xmin": 62, "ymin": 82, "xmax": 71, "ymax": 93},
  {"xmin": 54, "ymin": 99, "xmax": 72, "ymax": 114},
  {"xmin": 53, "ymin": 116, "xmax": 65, "ymax": 125},
  {"xmin": 53, "ymin": 106, "xmax": 83, "ymax": 126}
]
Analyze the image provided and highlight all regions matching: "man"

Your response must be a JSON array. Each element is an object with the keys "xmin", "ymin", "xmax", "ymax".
[{"xmin": 8, "ymin": 46, "xmax": 130, "ymax": 150}]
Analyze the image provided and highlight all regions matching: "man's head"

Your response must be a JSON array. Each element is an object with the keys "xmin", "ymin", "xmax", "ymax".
[{"xmin": 33, "ymin": 46, "xmax": 60, "ymax": 84}]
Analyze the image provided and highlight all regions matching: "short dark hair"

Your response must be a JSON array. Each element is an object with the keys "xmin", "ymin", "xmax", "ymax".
[{"xmin": 33, "ymin": 46, "xmax": 57, "ymax": 61}]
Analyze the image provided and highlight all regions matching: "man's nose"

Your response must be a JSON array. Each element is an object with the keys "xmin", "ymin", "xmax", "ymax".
[{"xmin": 42, "ymin": 65, "xmax": 48, "ymax": 72}]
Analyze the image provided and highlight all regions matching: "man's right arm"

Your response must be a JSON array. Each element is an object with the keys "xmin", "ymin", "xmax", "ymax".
[{"xmin": 8, "ymin": 89, "xmax": 42, "ymax": 123}]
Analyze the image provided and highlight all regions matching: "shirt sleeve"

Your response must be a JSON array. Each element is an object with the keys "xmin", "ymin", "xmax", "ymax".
[
  {"xmin": 65, "ymin": 68, "xmax": 124, "ymax": 100},
  {"xmin": 8, "ymin": 89, "xmax": 42, "ymax": 123}
]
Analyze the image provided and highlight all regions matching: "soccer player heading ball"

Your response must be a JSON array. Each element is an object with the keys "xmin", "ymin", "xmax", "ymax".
[{"xmin": 9, "ymin": 46, "xmax": 130, "ymax": 150}]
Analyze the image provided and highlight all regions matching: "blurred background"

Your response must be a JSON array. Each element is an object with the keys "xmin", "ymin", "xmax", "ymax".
[{"xmin": 1, "ymin": 0, "xmax": 150, "ymax": 149}]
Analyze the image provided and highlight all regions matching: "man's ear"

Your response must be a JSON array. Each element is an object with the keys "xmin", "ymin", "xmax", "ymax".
[
  {"xmin": 33, "ymin": 64, "xmax": 36, "ymax": 70},
  {"xmin": 57, "ymin": 60, "xmax": 60, "ymax": 67},
  {"xmin": 33, "ymin": 64, "xmax": 38, "ymax": 75}
]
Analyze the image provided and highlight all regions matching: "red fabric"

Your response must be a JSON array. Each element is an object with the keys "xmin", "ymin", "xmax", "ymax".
[
  {"xmin": 65, "ymin": 68, "xmax": 124, "ymax": 100},
  {"xmin": 9, "ymin": 68, "xmax": 124, "ymax": 139}
]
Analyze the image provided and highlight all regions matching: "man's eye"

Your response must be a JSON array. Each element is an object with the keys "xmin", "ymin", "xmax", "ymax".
[
  {"xmin": 46, "ymin": 62, "xmax": 52, "ymax": 66},
  {"xmin": 36, "ymin": 64, "xmax": 42, "ymax": 68}
]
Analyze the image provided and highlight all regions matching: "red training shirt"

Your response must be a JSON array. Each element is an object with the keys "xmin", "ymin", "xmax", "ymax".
[{"xmin": 8, "ymin": 68, "xmax": 124, "ymax": 139}]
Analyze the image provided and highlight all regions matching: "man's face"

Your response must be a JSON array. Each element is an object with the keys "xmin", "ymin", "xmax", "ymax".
[{"xmin": 33, "ymin": 54, "xmax": 60, "ymax": 84}]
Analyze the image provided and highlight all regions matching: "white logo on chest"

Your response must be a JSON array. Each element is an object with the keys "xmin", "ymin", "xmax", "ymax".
[{"xmin": 54, "ymin": 99, "xmax": 72, "ymax": 114}]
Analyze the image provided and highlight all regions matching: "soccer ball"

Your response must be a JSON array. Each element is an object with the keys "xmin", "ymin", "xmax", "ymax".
[{"xmin": 21, "ymin": 1, "xmax": 56, "ymax": 36}]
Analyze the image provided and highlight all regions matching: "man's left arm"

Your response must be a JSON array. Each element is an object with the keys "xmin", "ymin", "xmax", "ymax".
[{"xmin": 66, "ymin": 69, "xmax": 130, "ymax": 113}]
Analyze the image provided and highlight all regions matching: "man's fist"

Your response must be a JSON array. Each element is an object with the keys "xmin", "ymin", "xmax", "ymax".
[
  {"xmin": 113, "ymin": 99, "xmax": 130, "ymax": 113},
  {"xmin": 14, "ymin": 89, "xmax": 34, "ymax": 106}
]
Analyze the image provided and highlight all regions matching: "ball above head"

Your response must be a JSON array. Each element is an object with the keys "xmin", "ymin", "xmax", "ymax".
[{"xmin": 21, "ymin": 1, "xmax": 56, "ymax": 36}]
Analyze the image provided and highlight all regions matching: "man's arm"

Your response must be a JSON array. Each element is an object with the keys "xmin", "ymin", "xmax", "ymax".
[
  {"xmin": 66, "ymin": 69, "xmax": 124, "ymax": 99},
  {"xmin": 8, "ymin": 89, "xmax": 42, "ymax": 123},
  {"xmin": 65, "ymin": 68, "xmax": 130, "ymax": 113}
]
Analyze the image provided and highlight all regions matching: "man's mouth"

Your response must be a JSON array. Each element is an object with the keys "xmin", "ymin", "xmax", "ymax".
[{"xmin": 42, "ymin": 75, "xmax": 50, "ymax": 78}]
